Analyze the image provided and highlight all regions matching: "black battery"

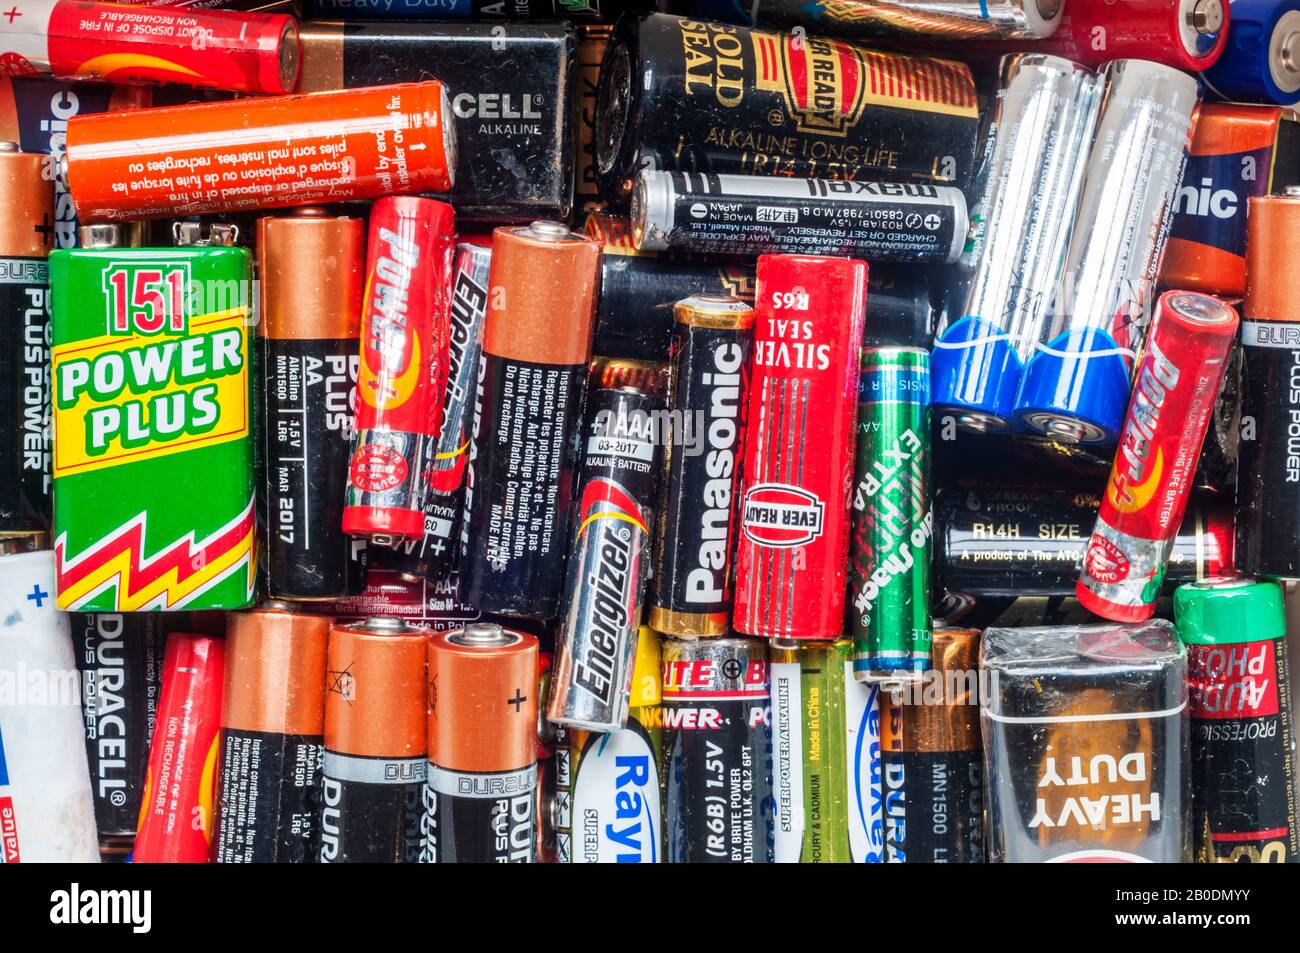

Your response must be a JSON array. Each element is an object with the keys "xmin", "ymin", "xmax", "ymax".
[
  {"xmin": 0, "ymin": 256, "xmax": 49, "ymax": 536},
  {"xmin": 299, "ymin": 0, "xmax": 652, "ymax": 18},
  {"xmin": 422, "ymin": 775, "xmax": 536, "ymax": 863},
  {"xmin": 1193, "ymin": 333, "xmax": 1241, "ymax": 492}
]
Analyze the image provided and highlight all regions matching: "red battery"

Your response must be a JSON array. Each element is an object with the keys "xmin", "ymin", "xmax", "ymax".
[
  {"xmin": 0, "ymin": 0, "xmax": 299, "ymax": 94},
  {"xmin": 733, "ymin": 254, "xmax": 867, "ymax": 640},
  {"xmin": 343, "ymin": 196, "xmax": 455, "ymax": 544},
  {"xmin": 132, "ymin": 632, "xmax": 225, "ymax": 863},
  {"xmin": 1077, "ymin": 291, "xmax": 1239, "ymax": 622},
  {"xmin": 63, "ymin": 81, "xmax": 456, "ymax": 222}
]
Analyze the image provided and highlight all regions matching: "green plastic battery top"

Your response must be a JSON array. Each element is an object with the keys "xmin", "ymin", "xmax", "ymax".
[{"xmin": 1173, "ymin": 575, "xmax": 1286, "ymax": 646}]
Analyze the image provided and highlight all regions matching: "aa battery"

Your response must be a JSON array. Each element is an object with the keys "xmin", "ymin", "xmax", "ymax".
[
  {"xmin": 850, "ymin": 347, "xmax": 932, "ymax": 682},
  {"xmin": 63, "ymin": 82, "xmax": 456, "ymax": 222},
  {"xmin": 594, "ymin": 14, "xmax": 980, "ymax": 203},
  {"xmin": 1077, "ymin": 291, "xmax": 1239, "ymax": 622},
  {"xmin": 1014, "ymin": 60, "xmax": 1199, "ymax": 445},
  {"xmin": 632, "ymin": 171, "xmax": 967, "ymax": 264},
  {"xmin": 981, "ymin": 620, "xmax": 1190, "ymax": 863},
  {"xmin": 424, "ymin": 622, "xmax": 539, "ymax": 864},
  {"xmin": 212, "ymin": 607, "xmax": 329, "ymax": 864},
  {"xmin": 321, "ymin": 617, "xmax": 427, "ymax": 864},
  {"xmin": 879, "ymin": 627, "xmax": 983, "ymax": 863},
  {"xmin": 300, "ymin": 0, "xmax": 651, "ymax": 18},
  {"xmin": 343, "ymin": 196, "xmax": 455, "ymax": 544},
  {"xmin": 734, "ymin": 254, "xmax": 866, "ymax": 641},
  {"xmin": 134, "ymin": 631, "xmax": 225, "ymax": 863},
  {"xmin": 662, "ymin": 637, "xmax": 773, "ymax": 863},
  {"xmin": 1202, "ymin": 0, "xmax": 1300, "ymax": 106},
  {"xmin": 459, "ymin": 221, "xmax": 600, "ymax": 619},
  {"xmin": 258, "ymin": 208, "xmax": 366, "ymax": 599},
  {"xmin": 549, "ymin": 385, "xmax": 663, "ymax": 730},
  {"xmin": 731, "ymin": 0, "xmax": 1063, "ymax": 39},
  {"xmin": 931, "ymin": 54, "xmax": 1100, "ymax": 432},
  {"xmin": 0, "ymin": 143, "xmax": 54, "ymax": 537}
]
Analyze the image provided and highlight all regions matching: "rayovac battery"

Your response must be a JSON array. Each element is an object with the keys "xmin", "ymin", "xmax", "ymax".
[
  {"xmin": 459, "ymin": 221, "xmax": 600, "ymax": 620},
  {"xmin": 734, "ymin": 254, "xmax": 866, "ymax": 641},
  {"xmin": 212, "ymin": 606, "xmax": 329, "ymax": 864},
  {"xmin": 717, "ymin": 0, "xmax": 1064, "ymax": 39},
  {"xmin": 321, "ymin": 617, "xmax": 428, "ymax": 864},
  {"xmin": 662, "ymin": 637, "xmax": 774, "ymax": 863},
  {"xmin": 50, "ymin": 225, "xmax": 256, "ymax": 612},
  {"xmin": 549, "ymin": 384, "xmax": 664, "ymax": 730},
  {"xmin": 299, "ymin": 0, "xmax": 652, "ymax": 18},
  {"xmin": 1203, "ymin": 0, "xmax": 1300, "ymax": 106},
  {"xmin": 981, "ymin": 620, "xmax": 1190, "ymax": 863},
  {"xmin": 594, "ymin": 14, "xmax": 980, "ymax": 203},
  {"xmin": 258, "ymin": 208, "xmax": 367, "ymax": 599},
  {"xmin": 575, "ymin": 24, "xmax": 612, "ymax": 212},
  {"xmin": 850, "ymin": 347, "xmax": 932, "ymax": 682},
  {"xmin": 1176, "ymin": 577, "xmax": 1299, "ymax": 863},
  {"xmin": 771, "ymin": 639, "xmax": 886, "ymax": 863}
]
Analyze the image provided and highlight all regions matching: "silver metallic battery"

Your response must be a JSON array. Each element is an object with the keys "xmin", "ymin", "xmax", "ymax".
[{"xmin": 746, "ymin": 0, "xmax": 1065, "ymax": 39}]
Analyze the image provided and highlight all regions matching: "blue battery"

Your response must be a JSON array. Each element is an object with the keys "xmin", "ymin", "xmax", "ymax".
[
  {"xmin": 930, "ymin": 319, "xmax": 1025, "ymax": 428},
  {"xmin": 1014, "ymin": 328, "xmax": 1135, "ymax": 444},
  {"xmin": 1202, "ymin": 0, "xmax": 1300, "ymax": 106}
]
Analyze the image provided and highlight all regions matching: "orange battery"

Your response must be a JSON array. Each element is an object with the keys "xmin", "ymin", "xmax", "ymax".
[{"xmin": 63, "ymin": 81, "xmax": 457, "ymax": 222}]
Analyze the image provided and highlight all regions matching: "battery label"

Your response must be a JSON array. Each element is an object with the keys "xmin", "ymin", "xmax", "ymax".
[
  {"xmin": 1167, "ymin": 148, "xmax": 1265, "ymax": 256},
  {"xmin": 844, "ymin": 666, "xmax": 884, "ymax": 863},
  {"xmin": 319, "ymin": 753, "xmax": 425, "ymax": 863},
  {"xmin": 214, "ymin": 728, "xmax": 324, "ymax": 863},
  {"xmin": 0, "ymin": 725, "xmax": 16, "ymax": 863},
  {"xmin": 771, "ymin": 660, "xmax": 805, "ymax": 862},
  {"xmin": 570, "ymin": 724, "xmax": 661, "ymax": 863},
  {"xmin": 0, "ymin": 259, "xmax": 50, "ymax": 533},
  {"xmin": 881, "ymin": 748, "xmax": 983, "ymax": 863},
  {"xmin": 423, "ymin": 764, "xmax": 537, "ymax": 863}
]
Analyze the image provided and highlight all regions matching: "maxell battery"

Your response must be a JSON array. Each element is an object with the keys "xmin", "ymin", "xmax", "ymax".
[
  {"xmin": 0, "ymin": 142, "xmax": 53, "ymax": 537},
  {"xmin": 63, "ymin": 81, "xmax": 457, "ymax": 222},
  {"xmin": 50, "ymin": 225, "xmax": 256, "ymax": 612},
  {"xmin": 258, "ymin": 208, "xmax": 366, "ymax": 599},
  {"xmin": 850, "ymin": 347, "xmax": 932, "ymax": 682},
  {"xmin": 1015, "ymin": 60, "xmax": 1199, "ymax": 445},
  {"xmin": 299, "ymin": 0, "xmax": 651, "ymax": 18},
  {"xmin": 0, "ymin": 547, "xmax": 99, "ymax": 862},
  {"xmin": 931, "ymin": 54, "xmax": 1100, "ymax": 433},
  {"xmin": 662, "ymin": 636, "xmax": 774, "ymax": 863},
  {"xmin": 1078, "ymin": 292, "xmax": 1239, "ymax": 622},
  {"xmin": 594, "ymin": 14, "xmax": 980, "ymax": 203},
  {"xmin": 981, "ymin": 620, "xmax": 1190, "ymax": 863},
  {"xmin": 321, "ymin": 617, "xmax": 427, "ymax": 864},
  {"xmin": 575, "ymin": 24, "xmax": 611, "ymax": 212},
  {"xmin": 727, "ymin": 0, "xmax": 1063, "ymax": 39},
  {"xmin": 651, "ymin": 295, "xmax": 753, "ymax": 638},
  {"xmin": 1203, "ymin": 0, "xmax": 1300, "ymax": 106},
  {"xmin": 733, "ymin": 254, "xmax": 866, "ymax": 641},
  {"xmin": 343, "ymin": 196, "xmax": 455, "ymax": 545},
  {"xmin": 212, "ymin": 606, "xmax": 329, "ymax": 864},
  {"xmin": 0, "ymin": 0, "xmax": 299, "ymax": 93},
  {"xmin": 879, "ymin": 626, "xmax": 983, "ymax": 863},
  {"xmin": 1160, "ymin": 105, "xmax": 1300, "ymax": 299},
  {"xmin": 424, "ymin": 622, "xmax": 540, "ymax": 864},
  {"xmin": 134, "ymin": 631, "xmax": 225, "ymax": 863},
  {"xmin": 459, "ymin": 221, "xmax": 600, "ymax": 620},
  {"xmin": 296, "ymin": 21, "xmax": 574, "ymax": 222},
  {"xmin": 1175, "ymin": 577, "xmax": 1299, "ymax": 863}
]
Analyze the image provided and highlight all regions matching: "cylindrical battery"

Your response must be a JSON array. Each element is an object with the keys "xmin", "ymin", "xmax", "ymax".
[
  {"xmin": 733, "ymin": 254, "xmax": 866, "ymax": 641},
  {"xmin": 850, "ymin": 347, "xmax": 932, "ymax": 682},
  {"xmin": 258, "ymin": 208, "xmax": 366, "ymax": 599},
  {"xmin": 734, "ymin": 0, "xmax": 1064, "ymax": 39},
  {"xmin": 879, "ymin": 626, "xmax": 984, "ymax": 863},
  {"xmin": 549, "ymin": 385, "xmax": 664, "ymax": 730},
  {"xmin": 458, "ymin": 221, "xmax": 600, "ymax": 620},
  {"xmin": 1077, "ymin": 291, "xmax": 1238, "ymax": 622},
  {"xmin": 343, "ymin": 196, "xmax": 455, "ymax": 544},
  {"xmin": 1175, "ymin": 577, "xmax": 1298, "ymax": 863},
  {"xmin": 651, "ymin": 295, "xmax": 753, "ymax": 638},
  {"xmin": 0, "ymin": 143, "xmax": 54, "ymax": 537},
  {"xmin": 631, "ymin": 171, "xmax": 967, "ymax": 263},
  {"xmin": 212, "ymin": 606, "xmax": 329, "ymax": 864},
  {"xmin": 424, "ymin": 622, "xmax": 540, "ymax": 864},
  {"xmin": 63, "ymin": 82, "xmax": 456, "ymax": 222},
  {"xmin": 662, "ymin": 637, "xmax": 773, "ymax": 863},
  {"xmin": 1014, "ymin": 60, "xmax": 1200, "ymax": 445},
  {"xmin": 575, "ymin": 24, "xmax": 612, "ymax": 211},
  {"xmin": 321, "ymin": 617, "xmax": 427, "ymax": 864},
  {"xmin": 299, "ymin": 0, "xmax": 654, "ymax": 18},
  {"xmin": 980, "ymin": 620, "xmax": 1190, "ymax": 863},
  {"xmin": 1202, "ymin": 0, "xmax": 1300, "ymax": 106},
  {"xmin": 594, "ymin": 14, "xmax": 980, "ymax": 203}
]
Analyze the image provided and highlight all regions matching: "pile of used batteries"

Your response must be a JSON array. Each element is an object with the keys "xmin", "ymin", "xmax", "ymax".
[{"xmin": 1, "ymin": 0, "xmax": 1298, "ymax": 866}]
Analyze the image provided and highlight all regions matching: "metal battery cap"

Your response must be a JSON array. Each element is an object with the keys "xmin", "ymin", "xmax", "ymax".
[
  {"xmin": 1173, "ymin": 576, "xmax": 1285, "ymax": 644},
  {"xmin": 1272, "ymin": 11, "xmax": 1300, "ymax": 96},
  {"xmin": 1020, "ymin": 411, "xmax": 1107, "ymax": 444},
  {"xmin": 356, "ymin": 615, "xmax": 414, "ymax": 635},
  {"xmin": 79, "ymin": 223, "xmax": 123, "ymax": 248},
  {"xmin": 521, "ymin": 220, "xmax": 581, "ymax": 242},
  {"xmin": 1162, "ymin": 290, "xmax": 1237, "ymax": 332},
  {"xmin": 630, "ymin": 171, "xmax": 672, "ymax": 251},
  {"xmin": 449, "ymin": 622, "xmax": 521, "ymax": 648}
]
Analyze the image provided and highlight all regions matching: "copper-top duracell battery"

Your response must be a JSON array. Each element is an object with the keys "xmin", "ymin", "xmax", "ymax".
[
  {"xmin": 213, "ymin": 604, "xmax": 330, "ymax": 863},
  {"xmin": 258, "ymin": 207, "xmax": 367, "ymax": 600},
  {"xmin": 0, "ymin": 142, "xmax": 55, "ymax": 537},
  {"xmin": 423, "ymin": 622, "xmax": 540, "ymax": 863},
  {"xmin": 321, "ymin": 616, "xmax": 428, "ymax": 864}
]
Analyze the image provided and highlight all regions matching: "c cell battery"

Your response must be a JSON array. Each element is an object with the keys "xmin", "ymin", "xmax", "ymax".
[{"xmin": 1202, "ymin": 0, "xmax": 1300, "ymax": 106}]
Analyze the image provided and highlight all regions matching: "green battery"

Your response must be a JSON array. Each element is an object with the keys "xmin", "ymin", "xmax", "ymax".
[
  {"xmin": 50, "ymin": 224, "xmax": 256, "ymax": 612},
  {"xmin": 849, "ymin": 346, "xmax": 932, "ymax": 684}
]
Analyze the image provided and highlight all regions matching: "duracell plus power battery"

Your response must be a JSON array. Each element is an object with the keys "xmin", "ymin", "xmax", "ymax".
[
  {"xmin": 213, "ymin": 606, "xmax": 330, "ymax": 864},
  {"xmin": 258, "ymin": 208, "xmax": 366, "ymax": 600},
  {"xmin": 321, "ymin": 617, "xmax": 428, "ymax": 864},
  {"xmin": 459, "ymin": 221, "xmax": 600, "ymax": 620},
  {"xmin": 981, "ymin": 621, "xmax": 1190, "ymax": 863},
  {"xmin": 424, "ymin": 623, "xmax": 540, "ymax": 864},
  {"xmin": 0, "ymin": 142, "xmax": 54, "ymax": 537}
]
